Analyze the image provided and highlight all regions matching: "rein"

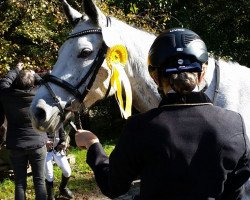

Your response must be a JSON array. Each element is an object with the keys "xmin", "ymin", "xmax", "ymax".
[
  {"xmin": 41, "ymin": 17, "xmax": 111, "ymax": 120},
  {"xmin": 212, "ymin": 61, "xmax": 220, "ymax": 104},
  {"xmin": 199, "ymin": 60, "xmax": 220, "ymax": 105}
]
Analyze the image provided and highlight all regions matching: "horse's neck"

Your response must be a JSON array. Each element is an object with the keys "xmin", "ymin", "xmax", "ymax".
[{"xmin": 111, "ymin": 18, "xmax": 161, "ymax": 112}]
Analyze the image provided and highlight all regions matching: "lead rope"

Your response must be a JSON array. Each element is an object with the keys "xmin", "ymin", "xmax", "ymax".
[{"xmin": 74, "ymin": 110, "xmax": 83, "ymax": 130}]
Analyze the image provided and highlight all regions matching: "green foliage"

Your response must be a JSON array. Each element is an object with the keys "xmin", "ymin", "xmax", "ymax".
[
  {"xmin": 0, "ymin": 0, "xmax": 249, "ymax": 78},
  {"xmin": 1, "ymin": 0, "xmax": 248, "ymax": 77},
  {"xmin": 0, "ymin": 178, "xmax": 14, "ymax": 199},
  {"xmin": 0, "ymin": 0, "xmax": 71, "ymax": 77},
  {"xmin": 105, "ymin": 0, "xmax": 249, "ymax": 66},
  {"xmin": 169, "ymin": 0, "xmax": 250, "ymax": 66}
]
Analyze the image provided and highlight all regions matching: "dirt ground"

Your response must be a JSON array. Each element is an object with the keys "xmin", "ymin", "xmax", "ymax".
[
  {"xmin": 68, "ymin": 192, "xmax": 109, "ymax": 200},
  {"xmin": 57, "ymin": 180, "xmax": 140, "ymax": 200}
]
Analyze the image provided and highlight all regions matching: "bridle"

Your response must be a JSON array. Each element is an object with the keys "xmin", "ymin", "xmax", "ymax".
[{"xmin": 41, "ymin": 17, "xmax": 111, "ymax": 120}]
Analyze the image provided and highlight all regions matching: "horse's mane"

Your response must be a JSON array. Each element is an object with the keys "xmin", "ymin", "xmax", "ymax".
[
  {"xmin": 108, "ymin": 18, "xmax": 160, "ymax": 111},
  {"xmin": 111, "ymin": 18, "xmax": 156, "ymax": 71}
]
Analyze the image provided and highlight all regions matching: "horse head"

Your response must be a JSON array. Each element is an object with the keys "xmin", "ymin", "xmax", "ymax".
[
  {"xmin": 30, "ymin": 0, "xmax": 160, "ymax": 133},
  {"xmin": 30, "ymin": 0, "xmax": 118, "ymax": 132}
]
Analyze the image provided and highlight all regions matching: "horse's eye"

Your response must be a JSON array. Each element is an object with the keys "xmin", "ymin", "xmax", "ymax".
[{"xmin": 78, "ymin": 48, "xmax": 93, "ymax": 58}]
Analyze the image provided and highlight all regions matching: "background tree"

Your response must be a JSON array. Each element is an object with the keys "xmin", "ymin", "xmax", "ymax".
[
  {"xmin": 0, "ymin": 0, "xmax": 249, "ymax": 77},
  {"xmin": 0, "ymin": 0, "xmax": 70, "ymax": 75},
  {"xmin": 104, "ymin": 0, "xmax": 249, "ymax": 66}
]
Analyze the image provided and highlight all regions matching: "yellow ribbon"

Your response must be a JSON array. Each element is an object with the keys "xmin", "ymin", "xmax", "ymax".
[{"xmin": 106, "ymin": 45, "xmax": 132, "ymax": 119}]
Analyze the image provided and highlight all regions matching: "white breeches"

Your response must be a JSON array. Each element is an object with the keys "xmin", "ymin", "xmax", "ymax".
[{"xmin": 45, "ymin": 151, "xmax": 71, "ymax": 182}]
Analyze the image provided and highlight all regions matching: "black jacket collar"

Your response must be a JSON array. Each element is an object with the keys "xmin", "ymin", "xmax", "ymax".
[{"xmin": 159, "ymin": 92, "xmax": 212, "ymax": 107}]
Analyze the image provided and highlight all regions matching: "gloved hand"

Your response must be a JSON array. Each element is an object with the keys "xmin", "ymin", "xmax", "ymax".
[{"xmin": 55, "ymin": 141, "xmax": 66, "ymax": 152}]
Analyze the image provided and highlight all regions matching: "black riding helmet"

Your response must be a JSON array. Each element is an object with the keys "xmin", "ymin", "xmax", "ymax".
[{"xmin": 148, "ymin": 28, "xmax": 208, "ymax": 75}]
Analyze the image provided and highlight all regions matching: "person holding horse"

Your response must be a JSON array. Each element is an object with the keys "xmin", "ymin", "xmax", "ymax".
[
  {"xmin": 0, "ymin": 62, "xmax": 47, "ymax": 200},
  {"xmin": 75, "ymin": 28, "xmax": 250, "ymax": 200},
  {"xmin": 45, "ymin": 125, "xmax": 73, "ymax": 200}
]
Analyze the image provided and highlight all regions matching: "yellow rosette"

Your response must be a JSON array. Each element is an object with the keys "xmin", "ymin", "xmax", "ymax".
[{"xmin": 106, "ymin": 45, "xmax": 132, "ymax": 119}]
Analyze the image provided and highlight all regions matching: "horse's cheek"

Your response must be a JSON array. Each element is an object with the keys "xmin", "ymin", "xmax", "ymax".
[{"xmin": 96, "ymin": 67, "xmax": 110, "ymax": 90}]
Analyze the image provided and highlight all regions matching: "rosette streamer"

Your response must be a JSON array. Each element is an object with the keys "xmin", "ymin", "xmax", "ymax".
[{"xmin": 106, "ymin": 45, "xmax": 132, "ymax": 119}]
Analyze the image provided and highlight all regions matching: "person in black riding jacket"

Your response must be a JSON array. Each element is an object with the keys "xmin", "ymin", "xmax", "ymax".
[
  {"xmin": 0, "ymin": 62, "xmax": 47, "ymax": 200},
  {"xmin": 74, "ymin": 28, "xmax": 250, "ymax": 200}
]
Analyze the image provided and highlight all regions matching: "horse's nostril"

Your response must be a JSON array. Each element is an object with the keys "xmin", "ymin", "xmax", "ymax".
[{"xmin": 35, "ymin": 107, "xmax": 46, "ymax": 122}]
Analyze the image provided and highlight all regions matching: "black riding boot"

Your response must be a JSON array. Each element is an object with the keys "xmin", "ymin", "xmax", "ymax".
[
  {"xmin": 45, "ymin": 180, "xmax": 55, "ymax": 200},
  {"xmin": 59, "ymin": 175, "xmax": 73, "ymax": 199}
]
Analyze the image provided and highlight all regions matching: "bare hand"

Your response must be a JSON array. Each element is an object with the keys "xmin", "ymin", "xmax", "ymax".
[
  {"xmin": 16, "ymin": 62, "xmax": 24, "ymax": 70},
  {"xmin": 75, "ymin": 130, "xmax": 99, "ymax": 150}
]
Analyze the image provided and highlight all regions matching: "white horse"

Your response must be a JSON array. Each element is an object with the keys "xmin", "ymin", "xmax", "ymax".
[
  {"xmin": 30, "ymin": 0, "xmax": 250, "ymax": 138},
  {"xmin": 30, "ymin": 0, "xmax": 159, "ymax": 132},
  {"xmin": 29, "ymin": 0, "xmax": 250, "ymax": 198}
]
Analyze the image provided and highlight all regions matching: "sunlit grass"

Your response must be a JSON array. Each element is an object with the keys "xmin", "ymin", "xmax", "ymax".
[
  {"xmin": 0, "ymin": 179, "xmax": 15, "ymax": 200},
  {"xmin": 0, "ymin": 144, "xmax": 115, "ymax": 199}
]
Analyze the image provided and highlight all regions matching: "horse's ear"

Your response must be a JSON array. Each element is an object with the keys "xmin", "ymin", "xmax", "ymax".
[
  {"xmin": 61, "ymin": 0, "xmax": 83, "ymax": 26},
  {"xmin": 102, "ymin": 27, "xmax": 124, "ymax": 47},
  {"xmin": 83, "ymin": 0, "xmax": 106, "ymax": 27}
]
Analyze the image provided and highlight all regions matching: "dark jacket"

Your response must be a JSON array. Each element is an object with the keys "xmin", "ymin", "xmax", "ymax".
[
  {"xmin": 0, "ymin": 101, "xmax": 4, "ymax": 126},
  {"xmin": 87, "ymin": 92, "xmax": 250, "ymax": 200},
  {"xmin": 47, "ymin": 126, "xmax": 66, "ymax": 151},
  {"xmin": 0, "ymin": 103, "xmax": 6, "ymax": 147},
  {"xmin": 0, "ymin": 68, "xmax": 46, "ymax": 150}
]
